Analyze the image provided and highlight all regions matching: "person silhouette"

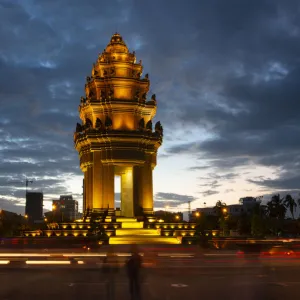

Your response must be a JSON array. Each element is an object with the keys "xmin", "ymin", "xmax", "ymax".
[{"xmin": 126, "ymin": 244, "xmax": 143, "ymax": 300}]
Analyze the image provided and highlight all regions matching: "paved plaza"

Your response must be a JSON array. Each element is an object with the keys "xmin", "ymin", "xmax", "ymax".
[{"xmin": 0, "ymin": 261, "xmax": 300, "ymax": 300}]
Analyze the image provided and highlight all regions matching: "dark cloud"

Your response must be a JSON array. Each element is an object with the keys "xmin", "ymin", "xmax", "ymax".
[
  {"xmin": 198, "ymin": 173, "xmax": 238, "ymax": 181},
  {"xmin": 197, "ymin": 172, "xmax": 238, "ymax": 193},
  {"xmin": 188, "ymin": 166, "xmax": 211, "ymax": 171},
  {"xmin": 249, "ymin": 174, "xmax": 300, "ymax": 190},
  {"xmin": 164, "ymin": 0, "xmax": 300, "ymax": 190},
  {"xmin": 1, "ymin": 0, "xmax": 300, "ymax": 213},
  {"xmin": 200, "ymin": 190, "xmax": 220, "ymax": 197},
  {"xmin": 154, "ymin": 192, "xmax": 196, "ymax": 209}
]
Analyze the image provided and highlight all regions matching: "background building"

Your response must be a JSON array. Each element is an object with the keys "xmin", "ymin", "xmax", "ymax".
[
  {"xmin": 25, "ymin": 192, "xmax": 43, "ymax": 223},
  {"xmin": 52, "ymin": 195, "xmax": 78, "ymax": 221},
  {"xmin": 190, "ymin": 197, "xmax": 262, "ymax": 221}
]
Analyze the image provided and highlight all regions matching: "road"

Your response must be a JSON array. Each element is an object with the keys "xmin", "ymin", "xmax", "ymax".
[{"xmin": 0, "ymin": 262, "xmax": 299, "ymax": 299}]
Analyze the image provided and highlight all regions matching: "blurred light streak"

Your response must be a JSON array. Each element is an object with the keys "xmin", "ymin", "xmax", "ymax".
[{"xmin": 26, "ymin": 261, "xmax": 70, "ymax": 264}]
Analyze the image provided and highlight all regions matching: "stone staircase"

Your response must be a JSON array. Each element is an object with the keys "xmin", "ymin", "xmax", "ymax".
[{"xmin": 109, "ymin": 218, "xmax": 180, "ymax": 245}]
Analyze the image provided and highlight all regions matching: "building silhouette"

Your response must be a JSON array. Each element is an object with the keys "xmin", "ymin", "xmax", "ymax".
[{"xmin": 25, "ymin": 192, "xmax": 43, "ymax": 223}]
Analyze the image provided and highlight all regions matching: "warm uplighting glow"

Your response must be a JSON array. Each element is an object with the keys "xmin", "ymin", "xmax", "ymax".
[
  {"xmin": 148, "ymin": 218, "xmax": 156, "ymax": 223},
  {"xmin": 44, "ymin": 218, "xmax": 48, "ymax": 222},
  {"xmin": 0, "ymin": 260, "xmax": 10, "ymax": 264},
  {"xmin": 175, "ymin": 215, "xmax": 180, "ymax": 220}
]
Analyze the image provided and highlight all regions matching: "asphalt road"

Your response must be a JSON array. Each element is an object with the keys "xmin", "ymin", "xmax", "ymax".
[{"xmin": 0, "ymin": 263, "xmax": 299, "ymax": 300}]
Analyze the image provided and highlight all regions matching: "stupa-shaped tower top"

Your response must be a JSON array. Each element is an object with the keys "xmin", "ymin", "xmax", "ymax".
[
  {"xmin": 97, "ymin": 32, "xmax": 137, "ymax": 66},
  {"xmin": 76, "ymin": 33, "xmax": 162, "ymax": 135},
  {"xmin": 105, "ymin": 32, "xmax": 129, "ymax": 53}
]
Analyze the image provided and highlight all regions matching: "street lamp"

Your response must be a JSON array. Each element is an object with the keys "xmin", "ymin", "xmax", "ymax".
[
  {"xmin": 222, "ymin": 208, "xmax": 227, "ymax": 214},
  {"xmin": 195, "ymin": 212, "xmax": 200, "ymax": 217},
  {"xmin": 175, "ymin": 215, "xmax": 180, "ymax": 220},
  {"xmin": 25, "ymin": 214, "xmax": 28, "ymax": 219},
  {"xmin": 52, "ymin": 204, "xmax": 56, "ymax": 211}
]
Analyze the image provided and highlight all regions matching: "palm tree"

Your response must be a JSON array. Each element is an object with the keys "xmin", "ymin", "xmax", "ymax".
[
  {"xmin": 283, "ymin": 194, "xmax": 297, "ymax": 219},
  {"xmin": 267, "ymin": 194, "xmax": 286, "ymax": 219},
  {"xmin": 214, "ymin": 201, "xmax": 228, "ymax": 236},
  {"xmin": 214, "ymin": 200, "xmax": 227, "ymax": 217}
]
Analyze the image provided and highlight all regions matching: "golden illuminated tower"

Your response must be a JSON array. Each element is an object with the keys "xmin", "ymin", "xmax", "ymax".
[{"xmin": 74, "ymin": 33, "xmax": 163, "ymax": 217}]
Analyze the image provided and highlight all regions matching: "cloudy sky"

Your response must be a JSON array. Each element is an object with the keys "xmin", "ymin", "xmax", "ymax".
[{"xmin": 1, "ymin": 0, "xmax": 300, "ymax": 215}]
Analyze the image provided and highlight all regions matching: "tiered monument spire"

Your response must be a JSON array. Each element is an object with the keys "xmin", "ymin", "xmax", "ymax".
[{"xmin": 74, "ymin": 33, "xmax": 163, "ymax": 218}]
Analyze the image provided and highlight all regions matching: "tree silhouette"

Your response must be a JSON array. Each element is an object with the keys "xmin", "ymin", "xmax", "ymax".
[
  {"xmin": 213, "ymin": 200, "xmax": 227, "ymax": 217},
  {"xmin": 283, "ymin": 194, "xmax": 297, "ymax": 219},
  {"xmin": 267, "ymin": 194, "xmax": 286, "ymax": 219}
]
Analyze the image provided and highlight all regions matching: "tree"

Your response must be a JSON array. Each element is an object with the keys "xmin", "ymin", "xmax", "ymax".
[
  {"xmin": 213, "ymin": 201, "xmax": 228, "ymax": 236},
  {"xmin": 267, "ymin": 194, "xmax": 286, "ymax": 219},
  {"xmin": 251, "ymin": 214, "xmax": 265, "ymax": 237},
  {"xmin": 283, "ymin": 194, "xmax": 297, "ymax": 219},
  {"xmin": 214, "ymin": 200, "xmax": 227, "ymax": 217},
  {"xmin": 237, "ymin": 214, "xmax": 251, "ymax": 236}
]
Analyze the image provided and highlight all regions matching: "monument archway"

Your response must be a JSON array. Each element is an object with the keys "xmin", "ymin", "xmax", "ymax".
[{"xmin": 74, "ymin": 33, "xmax": 163, "ymax": 217}]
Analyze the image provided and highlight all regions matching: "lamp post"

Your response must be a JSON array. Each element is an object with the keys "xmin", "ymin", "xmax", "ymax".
[{"xmin": 221, "ymin": 207, "xmax": 228, "ymax": 236}]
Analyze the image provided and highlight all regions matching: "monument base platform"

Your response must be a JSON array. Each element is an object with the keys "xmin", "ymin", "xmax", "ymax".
[{"xmin": 109, "ymin": 218, "xmax": 180, "ymax": 245}]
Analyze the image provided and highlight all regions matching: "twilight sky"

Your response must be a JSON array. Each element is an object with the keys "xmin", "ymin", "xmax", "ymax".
[{"xmin": 1, "ymin": 0, "xmax": 300, "ymax": 215}]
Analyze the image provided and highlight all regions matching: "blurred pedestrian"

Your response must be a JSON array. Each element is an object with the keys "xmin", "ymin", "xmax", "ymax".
[
  {"xmin": 126, "ymin": 244, "xmax": 143, "ymax": 300},
  {"xmin": 102, "ymin": 247, "xmax": 119, "ymax": 300}
]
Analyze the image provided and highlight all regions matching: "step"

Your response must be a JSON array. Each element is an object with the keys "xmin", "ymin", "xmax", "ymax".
[
  {"xmin": 121, "ymin": 222, "xmax": 144, "ymax": 229},
  {"xmin": 116, "ymin": 218, "xmax": 137, "ymax": 222},
  {"xmin": 109, "ymin": 236, "xmax": 180, "ymax": 245},
  {"xmin": 115, "ymin": 229, "xmax": 160, "ymax": 236}
]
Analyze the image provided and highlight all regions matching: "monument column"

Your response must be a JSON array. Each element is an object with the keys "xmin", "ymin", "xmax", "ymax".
[
  {"xmin": 121, "ymin": 167, "xmax": 134, "ymax": 217},
  {"xmin": 83, "ymin": 170, "xmax": 87, "ymax": 213},
  {"xmin": 87, "ymin": 165, "xmax": 93, "ymax": 210},
  {"xmin": 142, "ymin": 158, "xmax": 154, "ymax": 215},
  {"xmin": 92, "ymin": 152, "xmax": 103, "ymax": 211},
  {"xmin": 102, "ymin": 164, "xmax": 115, "ymax": 215},
  {"xmin": 133, "ymin": 166, "xmax": 143, "ymax": 216}
]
